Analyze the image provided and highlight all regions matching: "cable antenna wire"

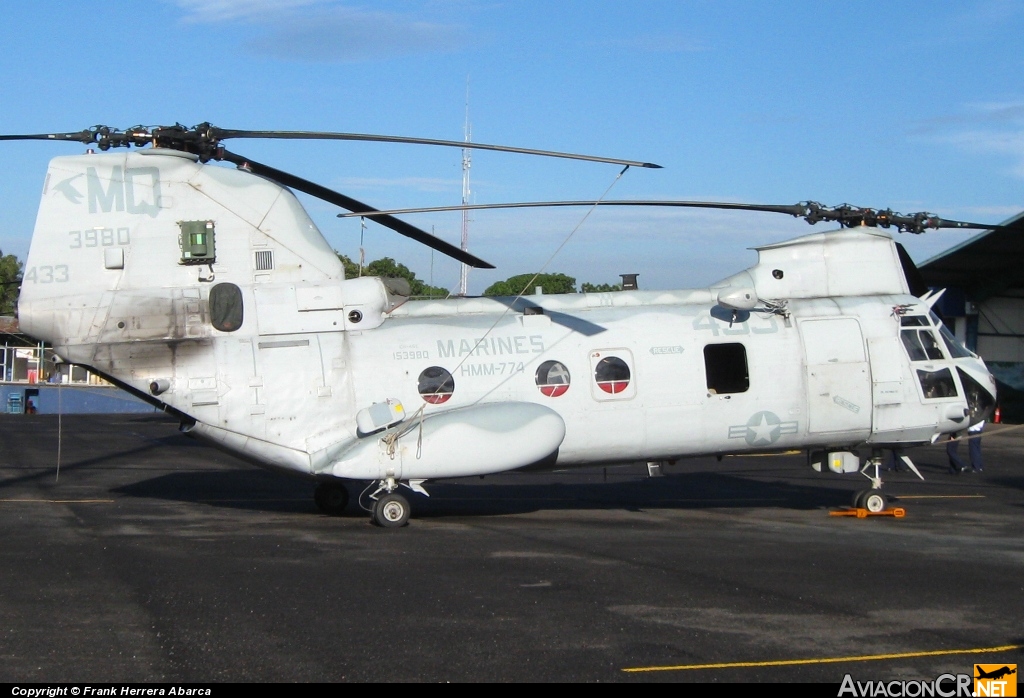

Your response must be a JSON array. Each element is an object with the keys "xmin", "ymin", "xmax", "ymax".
[{"xmin": 430, "ymin": 164, "xmax": 634, "ymax": 405}]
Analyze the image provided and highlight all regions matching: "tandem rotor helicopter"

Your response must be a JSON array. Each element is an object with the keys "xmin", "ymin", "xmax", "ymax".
[{"xmin": 1, "ymin": 123, "xmax": 999, "ymax": 526}]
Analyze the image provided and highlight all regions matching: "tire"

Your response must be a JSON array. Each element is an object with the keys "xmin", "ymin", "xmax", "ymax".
[
  {"xmin": 314, "ymin": 482, "xmax": 349, "ymax": 516},
  {"xmin": 862, "ymin": 491, "xmax": 887, "ymax": 513},
  {"xmin": 373, "ymin": 492, "xmax": 410, "ymax": 528},
  {"xmin": 852, "ymin": 489, "xmax": 869, "ymax": 508}
]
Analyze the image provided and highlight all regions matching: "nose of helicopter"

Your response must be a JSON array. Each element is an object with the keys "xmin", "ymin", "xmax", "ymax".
[{"xmin": 959, "ymin": 362, "xmax": 997, "ymax": 425}]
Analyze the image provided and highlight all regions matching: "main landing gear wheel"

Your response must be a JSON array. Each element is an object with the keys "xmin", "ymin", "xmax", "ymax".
[
  {"xmin": 372, "ymin": 492, "xmax": 410, "ymax": 528},
  {"xmin": 314, "ymin": 481, "xmax": 349, "ymax": 516},
  {"xmin": 853, "ymin": 489, "xmax": 888, "ymax": 513}
]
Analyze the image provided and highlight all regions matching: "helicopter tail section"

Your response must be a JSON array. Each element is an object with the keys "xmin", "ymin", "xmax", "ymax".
[{"xmin": 18, "ymin": 149, "xmax": 354, "ymax": 471}]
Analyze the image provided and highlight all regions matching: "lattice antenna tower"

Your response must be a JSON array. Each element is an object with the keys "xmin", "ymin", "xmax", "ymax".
[{"xmin": 459, "ymin": 80, "xmax": 472, "ymax": 296}]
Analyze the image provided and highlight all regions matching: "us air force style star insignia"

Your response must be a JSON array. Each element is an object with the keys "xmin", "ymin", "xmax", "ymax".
[{"xmin": 728, "ymin": 411, "xmax": 799, "ymax": 446}]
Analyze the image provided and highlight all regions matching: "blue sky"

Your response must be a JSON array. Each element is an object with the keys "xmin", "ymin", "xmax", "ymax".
[{"xmin": 1, "ymin": 1, "xmax": 1022, "ymax": 293}]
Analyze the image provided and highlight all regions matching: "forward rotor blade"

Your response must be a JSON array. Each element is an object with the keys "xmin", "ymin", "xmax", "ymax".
[
  {"xmin": 339, "ymin": 200, "xmax": 811, "ymax": 217},
  {"xmin": 338, "ymin": 200, "xmax": 1005, "ymax": 233},
  {"xmin": 220, "ymin": 150, "xmax": 494, "ymax": 269},
  {"xmin": 211, "ymin": 128, "xmax": 661, "ymax": 169}
]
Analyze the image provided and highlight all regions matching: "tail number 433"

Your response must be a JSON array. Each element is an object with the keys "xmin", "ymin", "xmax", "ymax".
[{"xmin": 24, "ymin": 265, "xmax": 70, "ymax": 283}]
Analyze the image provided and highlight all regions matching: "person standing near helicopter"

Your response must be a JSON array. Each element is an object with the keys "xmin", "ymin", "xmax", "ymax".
[{"xmin": 947, "ymin": 420, "xmax": 984, "ymax": 473}]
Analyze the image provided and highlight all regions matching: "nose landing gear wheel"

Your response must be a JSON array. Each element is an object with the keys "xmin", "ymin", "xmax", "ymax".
[
  {"xmin": 853, "ymin": 489, "xmax": 888, "ymax": 513},
  {"xmin": 862, "ymin": 491, "xmax": 888, "ymax": 513},
  {"xmin": 314, "ymin": 482, "xmax": 350, "ymax": 516},
  {"xmin": 373, "ymin": 492, "xmax": 410, "ymax": 528}
]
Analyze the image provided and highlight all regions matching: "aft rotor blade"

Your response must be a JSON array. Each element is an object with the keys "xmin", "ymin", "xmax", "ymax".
[
  {"xmin": 0, "ymin": 130, "xmax": 97, "ymax": 143},
  {"xmin": 221, "ymin": 150, "xmax": 494, "ymax": 269},
  {"xmin": 212, "ymin": 128, "xmax": 661, "ymax": 169}
]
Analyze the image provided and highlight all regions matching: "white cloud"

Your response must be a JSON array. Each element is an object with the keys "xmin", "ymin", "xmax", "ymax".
[
  {"xmin": 174, "ymin": 0, "xmax": 332, "ymax": 23},
  {"xmin": 944, "ymin": 129, "xmax": 1024, "ymax": 176},
  {"xmin": 915, "ymin": 101, "xmax": 1024, "ymax": 178},
  {"xmin": 168, "ymin": 1, "xmax": 469, "ymax": 62}
]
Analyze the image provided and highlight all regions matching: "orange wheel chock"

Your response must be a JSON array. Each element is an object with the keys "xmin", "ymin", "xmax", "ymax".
[{"xmin": 829, "ymin": 507, "xmax": 906, "ymax": 518}]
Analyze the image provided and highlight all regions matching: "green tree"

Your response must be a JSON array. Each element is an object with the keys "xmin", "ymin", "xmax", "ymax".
[
  {"xmin": 483, "ymin": 273, "xmax": 577, "ymax": 296},
  {"xmin": 0, "ymin": 251, "xmax": 22, "ymax": 316},
  {"xmin": 337, "ymin": 253, "xmax": 362, "ymax": 280},
  {"xmin": 580, "ymin": 282, "xmax": 622, "ymax": 293},
  {"xmin": 336, "ymin": 253, "xmax": 449, "ymax": 299}
]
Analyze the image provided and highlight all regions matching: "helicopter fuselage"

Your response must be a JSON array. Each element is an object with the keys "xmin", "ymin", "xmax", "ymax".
[{"xmin": 18, "ymin": 150, "xmax": 996, "ymax": 488}]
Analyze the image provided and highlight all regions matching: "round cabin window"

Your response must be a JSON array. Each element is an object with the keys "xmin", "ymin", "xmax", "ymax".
[
  {"xmin": 594, "ymin": 356, "xmax": 630, "ymax": 394},
  {"xmin": 418, "ymin": 366, "xmax": 455, "ymax": 405},
  {"xmin": 535, "ymin": 360, "xmax": 571, "ymax": 397}
]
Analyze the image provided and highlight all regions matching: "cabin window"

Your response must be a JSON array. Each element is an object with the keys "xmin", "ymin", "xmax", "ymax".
[
  {"xmin": 593, "ymin": 356, "xmax": 631, "ymax": 394},
  {"xmin": 209, "ymin": 283, "xmax": 243, "ymax": 332},
  {"xmin": 418, "ymin": 366, "xmax": 454, "ymax": 405},
  {"xmin": 917, "ymin": 368, "xmax": 958, "ymax": 399},
  {"xmin": 704, "ymin": 343, "xmax": 749, "ymax": 394},
  {"xmin": 900, "ymin": 315, "xmax": 929, "ymax": 327},
  {"xmin": 589, "ymin": 350, "xmax": 636, "ymax": 400},
  {"xmin": 536, "ymin": 360, "xmax": 571, "ymax": 397}
]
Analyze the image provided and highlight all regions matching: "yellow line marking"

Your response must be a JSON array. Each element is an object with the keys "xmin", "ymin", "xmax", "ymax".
[
  {"xmin": 0, "ymin": 498, "xmax": 115, "ymax": 504},
  {"xmin": 896, "ymin": 495, "xmax": 985, "ymax": 500},
  {"xmin": 193, "ymin": 498, "xmax": 310, "ymax": 503},
  {"xmin": 465, "ymin": 497, "xmax": 790, "ymax": 503},
  {"xmin": 622, "ymin": 644, "xmax": 1023, "ymax": 673}
]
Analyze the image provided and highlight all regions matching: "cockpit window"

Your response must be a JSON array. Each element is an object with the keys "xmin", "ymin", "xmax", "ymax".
[
  {"xmin": 917, "ymin": 368, "xmax": 958, "ymax": 399},
  {"xmin": 901, "ymin": 329, "xmax": 944, "ymax": 361},
  {"xmin": 919, "ymin": 330, "xmax": 944, "ymax": 360},
  {"xmin": 959, "ymin": 367, "xmax": 994, "ymax": 421},
  {"xmin": 900, "ymin": 315, "xmax": 929, "ymax": 327},
  {"xmin": 901, "ymin": 331, "xmax": 926, "ymax": 361},
  {"xmin": 938, "ymin": 325, "xmax": 974, "ymax": 359}
]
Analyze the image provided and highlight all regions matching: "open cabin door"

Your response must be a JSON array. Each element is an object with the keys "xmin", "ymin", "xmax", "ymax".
[{"xmin": 800, "ymin": 318, "xmax": 872, "ymax": 435}]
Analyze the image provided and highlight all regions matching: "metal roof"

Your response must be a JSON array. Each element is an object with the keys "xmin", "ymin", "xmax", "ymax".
[{"xmin": 919, "ymin": 211, "xmax": 1024, "ymax": 301}]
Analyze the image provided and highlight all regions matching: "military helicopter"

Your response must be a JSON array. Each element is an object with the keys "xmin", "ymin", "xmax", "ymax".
[{"xmin": 2, "ymin": 123, "xmax": 999, "ymax": 526}]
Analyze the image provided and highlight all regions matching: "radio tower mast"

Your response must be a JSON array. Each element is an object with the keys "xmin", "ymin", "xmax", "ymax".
[{"xmin": 458, "ymin": 80, "xmax": 472, "ymax": 296}]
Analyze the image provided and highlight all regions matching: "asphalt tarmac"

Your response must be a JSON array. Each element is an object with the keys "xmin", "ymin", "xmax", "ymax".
[{"xmin": 0, "ymin": 414, "xmax": 1020, "ymax": 683}]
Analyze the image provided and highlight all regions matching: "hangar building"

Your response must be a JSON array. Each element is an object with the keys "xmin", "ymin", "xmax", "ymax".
[{"xmin": 920, "ymin": 211, "xmax": 1024, "ymax": 421}]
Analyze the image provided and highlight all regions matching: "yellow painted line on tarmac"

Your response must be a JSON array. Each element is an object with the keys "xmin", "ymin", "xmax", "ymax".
[
  {"xmin": 622, "ymin": 644, "xmax": 1022, "ymax": 673},
  {"xmin": 0, "ymin": 498, "xmax": 115, "ymax": 504},
  {"xmin": 461, "ymin": 497, "xmax": 790, "ymax": 503},
  {"xmin": 896, "ymin": 495, "xmax": 985, "ymax": 500},
  {"xmin": 193, "ymin": 498, "xmax": 310, "ymax": 503}
]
